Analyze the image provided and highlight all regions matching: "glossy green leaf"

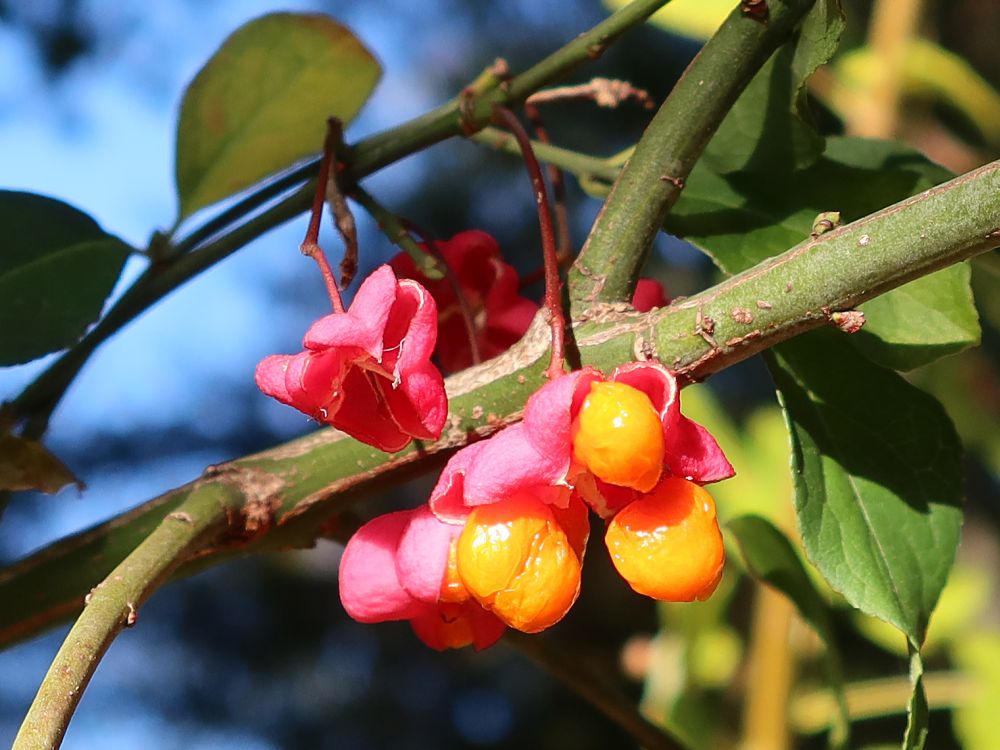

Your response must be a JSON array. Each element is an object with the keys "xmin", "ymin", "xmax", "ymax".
[
  {"xmin": 703, "ymin": 0, "xmax": 844, "ymax": 175},
  {"xmin": 730, "ymin": 516, "xmax": 832, "ymax": 642},
  {"xmin": 729, "ymin": 514, "xmax": 849, "ymax": 747},
  {"xmin": 175, "ymin": 13, "xmax": 381, "ymax": 219},
  {"xmin": 852, "ymin": 265, "xmax": 980, "ymax": 370},
  {"xmin": 669, "ymin": 137, "xmax": 980, "ymax": 369},
  {"xmin": 0, "ymin": 191, "xmax": 131, "ymax": 366},
  {"xmin": 768, "ymin": 330, "xmax": 963, "ymax": 645}
]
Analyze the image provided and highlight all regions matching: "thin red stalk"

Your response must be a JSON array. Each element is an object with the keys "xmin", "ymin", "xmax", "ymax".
[
  {"xmin": 402, "ymin": 220, "xmax": 484, "ymax": 366},
  {"xmin": 301, "ymin": 121, "xmax": 346, "ymax": 313},
  {"xmin": 524, "ymin": 101, "xmax": 572, "ymax": 261},
  {"xmin": 492, "ymin": 105, "xmax": 565, "ymax": 379},
  {"xmin": 324, "ymin": 119, "xmax": 360, "ymax": 290}
]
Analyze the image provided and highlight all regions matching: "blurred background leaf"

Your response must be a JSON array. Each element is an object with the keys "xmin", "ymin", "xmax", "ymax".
[{"xmin": 0, "ymin": 191, "xmax": 131, "ymax": 366}]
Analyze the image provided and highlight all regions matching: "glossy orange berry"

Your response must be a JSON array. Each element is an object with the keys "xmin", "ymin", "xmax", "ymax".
[
  {"xmin": 605, "ymin": 477, "xmax": 724, "ymax": 602},
  {"xmin": 572, "ymin": 381, "xmax": 664, "ymax": 492},
  {"xmin": 456, "ymin": 493, "xmax": 583, "ymax": 633}
]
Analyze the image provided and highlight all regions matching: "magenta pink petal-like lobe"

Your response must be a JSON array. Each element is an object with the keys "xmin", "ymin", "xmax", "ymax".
[
  {"xmin": 339, "ymin": 509, "xmax": 425, "ymax": 623},
  {"xmin": 254, "ymin": 354, "xmax": 295, "ymax": 405},
  {"xmin": 396, "ymin": 505, "xmax": 463, "ymax": 603},
  {"xmin": 303, "ymin": 265, "xmax": 399, "ymax": 359},
  {"xmin": 330, "ymin": 367, "xmax": 412, "ymax": 453},
  {"xmin": 664, "ymin": 415, "xmax": 736, "ymax": 483},
  {"xmin": 429, "ymin": 441, "xmax": 489, "ymax": 523}
]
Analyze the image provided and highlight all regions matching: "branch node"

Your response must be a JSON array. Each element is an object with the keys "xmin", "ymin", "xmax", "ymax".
[
  {"xmin": 659, "ymin": 174, "xmax": 685, "ymax": 190},
  {"xmin": 830, "ymin": 309, "xmax": 866, "ymax": 334},
  {"xmin": 741, "ymin": 0, "xmax": 769, "ymax": 23}
]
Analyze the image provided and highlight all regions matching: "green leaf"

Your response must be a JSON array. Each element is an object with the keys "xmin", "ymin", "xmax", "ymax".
[
  {"xmin": 0, "ymin": 434, "xmax": 82, "ymax": 494},
  {"xmin": 0, "ymin": 191, "xmax": 131, "ymax": 366},
  {"xmin": 852, "ymin": 265, "xmax": 980, "ymax": 370},
  {"xmin": 703, "ymin": 0, "xmax": 844, "ymax": 175},
  {"xmin": 730, "ymin": 516, "xmax": 832, "ymax": 642},
  {"xmin": 175, "ymin": 13, "xmax": 381, "ymax": 219},
  {"xmin": 729, "ymin": 515, "xmax": 849, "ymax": 748},
  {"xmin": 903, "ymin": 644, "xmax": 928, "ymax": 750},
  {"xmin": 669, "ymin": 137, "xmax": 980, "ymax": 369},
  {"xmin": 768, "ymin": 330, "xmax": 963, "ymax": 645}
]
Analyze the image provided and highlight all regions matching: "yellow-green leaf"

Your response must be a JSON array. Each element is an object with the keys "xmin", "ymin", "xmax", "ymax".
[
  {"xmin": 604, "ymin": 0, "xmax": 732, "ymax": 40},
  {"xmin": 175, "ymin": 13, "xmax": 381, "ymax": 219},
  {"xmin": 0, "ymin": 434, "xmax": 82, "ymax": 494},
  {"xmin": 833, "ymin": 39, "xmax": 1000, "ymax": 147}
]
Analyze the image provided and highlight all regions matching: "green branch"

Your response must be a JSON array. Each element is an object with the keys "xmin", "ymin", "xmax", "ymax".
[
  {"xmin": 3, "ymin": 158, "xmax": 997, "ymax": 650},
  {"xmin": 470, "ymin": 126, "xmax": 620, "ymax": 183},
  {"xmin": 10, "ymin": 0, "xmax": 674, "ymax": 433},
  {"xmin": 569, "ymin": 0, "xmax": 818, "ymax": 309},
  {"xmin": 11, "ymin": 482, "xmax": 242, "ymax": 750}
]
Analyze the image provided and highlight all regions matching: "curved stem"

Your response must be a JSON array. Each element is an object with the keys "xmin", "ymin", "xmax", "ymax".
[
  {"xmin": 348, "ymin": 185, "xmax": 445, "ymax": 280},
  {"xmin": 301, "ymin": 119, "xmax": 345, "ymax": 312},
  {"xmin": 568, "ymin": 0, "xmax": 819, "ymax": 310},
  {"xmin": 492, "ymin": 105, "xmax": 566, "ymax": 379},
  {"xmin": 12, "ymin": 482, "xmax": 242, "ymax": 750},
  {"xmin": 470, "ymin": 126, "xmax": 621, "ymax": 183},
  {"xmin": 523, "ymin": 102, "xmax": 572, "ymax": 259}
]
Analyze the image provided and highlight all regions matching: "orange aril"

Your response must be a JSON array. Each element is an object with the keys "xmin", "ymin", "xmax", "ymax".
[
  {"xmin": 572, "ymin": 381, "xmax": 664, "ymax": 492},
  {"xmin": 439, "ymin": 537, "xmax": 472, "ymax": 604},
  {"xmin": 456, "ymin": 493, "xmax": 582, "ymax": 633},
  {"xmin": 433, "ymin": 602, "xmax": 478, "ymax": 649},
  {"xmin": 605, "ymin": 477, "xmax": 724, "ymax": 602}
]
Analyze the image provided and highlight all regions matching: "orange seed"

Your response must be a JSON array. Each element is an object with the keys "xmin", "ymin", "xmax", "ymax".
[
  {"xmin": 605, "ymin": 477, "xmax": 724, "ymax": 602},
  {"xmin": 572, "ymin": 381, "xmax": 664, "ymax": 491},
  {"xmin": 456, "ymin": 493, "xmax": 582, "ymax": 633}
]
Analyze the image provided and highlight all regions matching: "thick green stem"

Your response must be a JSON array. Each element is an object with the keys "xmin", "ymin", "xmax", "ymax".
[
  {"xmin": 568, "ymin": 0, "xmax": 817, "ymax": 309},
  {"xmin": 11, "ymin": 482, "xmax": 242, "ymax": 750},
  {"xmin": 3, "ymin": 159, "xmax": 997, "ymax": 648},
  {"xmin": 10, "ymin": 0, "xmax": 673, "ymax": 430}
]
